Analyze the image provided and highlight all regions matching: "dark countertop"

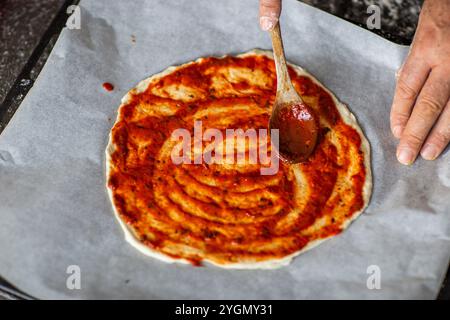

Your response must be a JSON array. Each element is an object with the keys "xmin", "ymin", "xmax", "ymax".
[
  {"xmin": 0, "ymin": 0, "xmax": 66, "ymax": 104},
  {"xmin": 302, "ymin": 0, "xmax": 422, "ymax": 44},
  {"xmin": 0, "ymin": 0, "xmax": 447, "ymax": 300}
]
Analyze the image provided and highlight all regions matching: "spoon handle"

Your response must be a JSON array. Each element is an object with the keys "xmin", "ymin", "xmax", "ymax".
[{"xmin": 270, "ymin": 23, "xmax": 297, "ymax": 97}]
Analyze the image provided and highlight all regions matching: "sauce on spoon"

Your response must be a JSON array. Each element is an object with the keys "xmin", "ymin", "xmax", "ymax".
[
  {"xmin": 270, "ymin": 101, "xmax": 318, "ymax": 163},
  {"xmin": 268, "ymin": 23, "xmax": 318, "ymax": 163}
]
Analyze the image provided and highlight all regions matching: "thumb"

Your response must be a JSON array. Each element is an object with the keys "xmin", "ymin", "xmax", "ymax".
[{"xmin": 259, "ymin": 0, "xmax": 282, "ymax": 31}]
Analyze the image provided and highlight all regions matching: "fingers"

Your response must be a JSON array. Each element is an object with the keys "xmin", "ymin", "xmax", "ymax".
[
  {"xmin": 396, "ymin": 66, "xmax": 450, "ymax": 165},
  {"xmin": 259, "ymin": 0, "xmax": 281, "ymax": 31},
  {"xmin": 420, "ymin": 102, "xmax": 450, "ymax": 160},
  {"xmin": 390, "ymin": 55, "xmax": 430, "ymax": 139}
]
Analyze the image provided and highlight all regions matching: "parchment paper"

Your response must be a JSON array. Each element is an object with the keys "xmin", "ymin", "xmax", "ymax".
[{"xmin": 0, "ymin": 0, "xmax": 448, "ymax": 299}]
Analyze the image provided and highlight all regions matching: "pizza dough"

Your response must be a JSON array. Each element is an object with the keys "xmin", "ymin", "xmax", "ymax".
[{"xmin": 106, "ymin": 50, "xmax": 372, "ymax": 269}]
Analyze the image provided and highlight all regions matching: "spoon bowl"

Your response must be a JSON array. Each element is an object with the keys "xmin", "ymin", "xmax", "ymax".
[
  {"xmin": 270, "ymin": 101, "xmax": 318, "ymax": 163},
  {"xmin": 268, "ymin": 23, "xmax": 318, "ymax": 163}
]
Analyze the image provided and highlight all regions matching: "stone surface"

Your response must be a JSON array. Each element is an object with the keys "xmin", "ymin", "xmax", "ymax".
[
  {"xmin": 0, "ymin": 0, "xmax": 66, "ymax": 105},
  {"xmin": 301, "ymin": 0, "xmax": 422, "ymax": 44}
]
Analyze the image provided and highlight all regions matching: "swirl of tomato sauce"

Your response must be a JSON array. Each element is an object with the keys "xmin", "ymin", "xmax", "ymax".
[{"xmin": 107, "ymin": 54, "xmax": 367, "ymax": 266}]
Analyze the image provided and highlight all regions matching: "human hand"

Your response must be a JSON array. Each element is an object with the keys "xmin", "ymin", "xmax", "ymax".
[
  {"xmin": 391, "ymin": 0, "xmax": 450, "ymax": 165},
  {"xmin": 259, "ymin": 0, "xmax": 282, "ymax": 31}
]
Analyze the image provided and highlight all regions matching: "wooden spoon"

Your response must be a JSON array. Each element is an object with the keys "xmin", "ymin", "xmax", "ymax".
[{"xmin": 268, "ymin": 23, "xmax": 318, "ymax": 163}]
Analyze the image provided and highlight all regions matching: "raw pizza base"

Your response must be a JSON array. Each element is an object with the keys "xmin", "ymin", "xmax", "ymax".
[{"xmin": 106, "ymin": 49, "xmax": 372, "ymax": 269}]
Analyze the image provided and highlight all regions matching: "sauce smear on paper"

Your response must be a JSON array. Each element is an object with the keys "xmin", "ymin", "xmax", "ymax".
[{"xmin": 103, "ymin": 82, "xmax": 114, "ymax": 91}]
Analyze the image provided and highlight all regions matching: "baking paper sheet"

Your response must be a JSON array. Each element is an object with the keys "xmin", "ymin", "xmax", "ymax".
[{"xmin": 0, "ymin": 0, "xmax": 448, "ymax": 299}]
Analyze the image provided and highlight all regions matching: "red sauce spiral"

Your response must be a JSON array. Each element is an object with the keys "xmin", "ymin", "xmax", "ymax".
[{"xmin": 107, "ymin": 53, "xmax": 368, "ymax": 267}]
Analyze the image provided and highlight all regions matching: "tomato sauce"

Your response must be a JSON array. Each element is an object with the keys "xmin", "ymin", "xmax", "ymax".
[
  {"xmin": 270, "ymin": 101, "xmax": 318, "ymax": 163},
  {"xmin": 103, "ymin": 82, "xmax": 114, "ymax": 91},
  {"xmin": 107, "ymin": 54, "xmax": 367, "ymax": 266}
]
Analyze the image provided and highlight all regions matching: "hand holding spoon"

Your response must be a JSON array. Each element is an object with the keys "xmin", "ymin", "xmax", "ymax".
[{"xmin": 268, "ymin": 23, "xmax": 318, "ymax": 163}]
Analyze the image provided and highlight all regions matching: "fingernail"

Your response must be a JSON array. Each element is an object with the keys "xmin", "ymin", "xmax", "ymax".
[
  {"xmin": 260, "ymin": 16, "xmax": 276, "ymax": 31},
  {"xmin": 397, "ymin": 148, "xmax": 414, "ymax": 165},
  {"xmin": 392, "ymin": 125, "xmax": 403, "ymax": 139},
  {"xmin": 421, "ymin": 144, "xmax": 438, "ymax": 160}
]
